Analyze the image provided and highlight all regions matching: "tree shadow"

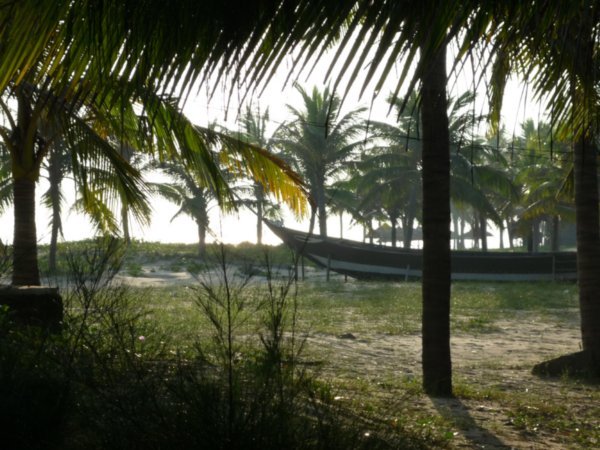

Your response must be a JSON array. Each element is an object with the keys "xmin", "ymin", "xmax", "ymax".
[{"xmin": 430, "ymin": 396, "xmax": 512, "ymax": 450}]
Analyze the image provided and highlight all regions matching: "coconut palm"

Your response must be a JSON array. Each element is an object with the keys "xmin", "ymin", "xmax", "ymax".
[
  {"xmin": 487, "ymin": 3, "xmax": 600, "ymax": 371},
  {"xmin": 150, "ymin": 161, "xmax": 219, "ymax": 257},
  {"xmin": 0, "ymin": 2, "xmax": 315, "ymax": 286},
  {"xmin": 276, "ymin": 84, "xmax": 366, "ymax": 237},
  {"xmin": 234, "ymin": 107, "xmax": 283, "ymax": 245},
  {"xmin": 511, "ymin": 120, "xmax": 574, "ymax": 252}
]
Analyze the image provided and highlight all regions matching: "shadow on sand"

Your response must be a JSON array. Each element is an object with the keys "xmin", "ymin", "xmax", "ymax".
[{"xmin": 430, "ymin": 396, "xmax": 512, "ymax": 449}]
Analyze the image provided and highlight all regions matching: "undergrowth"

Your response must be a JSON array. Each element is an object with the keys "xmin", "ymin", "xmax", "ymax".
[{"xmin": 0, "ymin": 240, "xmax": 423, "ymax": 450}]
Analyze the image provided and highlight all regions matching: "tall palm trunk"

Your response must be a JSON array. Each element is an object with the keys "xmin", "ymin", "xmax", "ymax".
[
  {"xmin": 121, "ymin": 206, "xmax": 131, "ymax": 244},
  {"xmin": 47, "ymin": 147, "xmax": 63, "ymax": 274},
  {"xmin": 256, "ymin": 199, "xmax": 263, "ymax": 245},
  {"xmin": 255, "ymin": 183, "xmax": 264, "ymax": 245},
  {"xmin": 574, "ymin": 133, "xmax": 600, "ymax": 366},
  {"xmin": 480, "ymin": 215, "xmax": 488, "ymax": 252},
  {"xmin": 316, "ymin": 183, "xmax": 327, "ymax": 237},
  {"xmin": 550, "ymin": 215, "xmax": 559, "ymax": 252},
  {"xmin": 48, "ymin": 182, "xmax": 62, "ymax": 274},
  {"xmin": 12, "ymin": 177, "xmax": 40, "ymax": 285},
  {"xmin": 420, "ymin": 42, "xmax": 452, "ymax": 396},
  {"xmin": 390, "ymin": 215, "xmax": 398, "ymax": 248},
  {"xmin": 11, "ymin": 87, "xmax": 42, "ymax": 286},
  {"xmin": 403, "ymin": 186, "xmax": 418, "ymax": 248},
  {"xmin": 197, "ymin": 219, "xmax": 207, "ymax": 258}
]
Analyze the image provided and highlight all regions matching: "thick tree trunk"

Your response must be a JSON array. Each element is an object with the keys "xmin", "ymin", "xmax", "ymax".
[
  {"xmin": 420, "ymin": 42, "xmax": 452, "ymax": 396},
  {"xmin": 12, "ymin": 177, "xmax": 40, "ymax": 286},
  {"xmin": 574, "ymin": 134, "xmax": 600, "ymax": 367}
]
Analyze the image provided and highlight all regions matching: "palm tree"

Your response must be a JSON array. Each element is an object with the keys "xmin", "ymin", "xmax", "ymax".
[
  {"xmin": 488, "ymin": 3, "xmax": 600, "ymax": 372},
  {"xmin": 0, "ymin": 0, "xmax": 536, "ymax": 389},
  {"xmin": 276, "ymin": 84, "xmax": 366, "ymax": 237},
  {"xmin": 235, "ymin": 107, "xmax": 283, "ymax": 245},
  {"xmin": 0, "ymin": 2, "xmax": 314, "ymax": 287},
  {"xmin": 150, "ymin": 162, "xmax": 219, "ymax": 257},
  {"xmin": 511, "ymin": 120, "xmax": 574, "ymax": 252}
]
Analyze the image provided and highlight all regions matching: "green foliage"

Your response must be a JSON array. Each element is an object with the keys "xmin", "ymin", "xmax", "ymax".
[{"xmin": 1, "ymin": 241, "xmax": 410, "ymax": 450}]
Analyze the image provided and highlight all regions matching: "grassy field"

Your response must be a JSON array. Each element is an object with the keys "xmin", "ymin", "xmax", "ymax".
[
  {"xmin": 4, "ymin": 240, "xmax": 599, "ymax": 449},
  {"xmin": 132, "ymin": 275, "xmax": 596, "ymax": 449}
]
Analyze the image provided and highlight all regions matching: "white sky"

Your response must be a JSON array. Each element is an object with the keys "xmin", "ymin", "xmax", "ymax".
[{"xmin": 0, "ymin": 45, "xmax": 542, "ymax": 249}]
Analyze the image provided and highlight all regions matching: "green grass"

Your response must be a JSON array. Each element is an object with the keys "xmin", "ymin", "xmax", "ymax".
[{"xmin": 8, "ymin": 242, "xmax": 596, "ymax": 449}]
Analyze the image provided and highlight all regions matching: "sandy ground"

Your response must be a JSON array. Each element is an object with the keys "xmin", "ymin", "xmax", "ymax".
[
  {"xmin": 304, "ymin": 320, "xmax": 587, "ymax": 449},
  {"xmin": 118, "ymin": 264, "xmax": 596, "ymax": 450}
]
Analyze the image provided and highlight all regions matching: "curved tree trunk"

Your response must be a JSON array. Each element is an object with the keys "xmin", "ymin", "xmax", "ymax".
[
  {"xmin": 420, "ymin": 41, "xmax": 452, "ymax": 396},
  {"xmin": 12, "ymin": 177, "xmax": 40, "ymax": 286}
]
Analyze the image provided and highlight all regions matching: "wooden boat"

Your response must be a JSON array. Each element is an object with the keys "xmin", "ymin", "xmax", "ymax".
[{"xmin": 266, "ymin": 221, "xmax": 577, "ymax": 281}]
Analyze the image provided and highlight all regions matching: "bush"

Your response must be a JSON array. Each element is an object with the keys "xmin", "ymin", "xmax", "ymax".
[{"xmin": 0, "ymin": 242, "xmax": 395, "ymax": 449}]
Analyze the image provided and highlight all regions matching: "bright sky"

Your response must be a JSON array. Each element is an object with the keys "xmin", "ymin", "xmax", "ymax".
[{"xmin": 0, "ymin": 44, "xmax": 542, "ymax": 249}]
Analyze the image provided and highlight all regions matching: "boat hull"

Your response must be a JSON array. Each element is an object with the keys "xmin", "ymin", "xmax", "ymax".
[{"xmin": 267, "ymin": 222, "xmax": 577, "ymax": 282}]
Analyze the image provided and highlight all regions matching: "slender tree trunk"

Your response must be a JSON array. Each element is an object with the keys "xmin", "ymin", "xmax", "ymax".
[
  {"xmin": 404, "ymin": 185, "xmax": 418, "ymax": 248},
  {"xmin": 390, "ymin": 215, "xmax": 398, "ymax": 248},
  {"xmin": 472, "ymin": 219, "xmax": 479, "ymax": 249},
  {"xmin": 121, "ymin": 205, "xmax": 131, "ymax": 244},
  {"xmin": 12, "ymin": 177, "xmax": 40, "ymax": 285},
  {"xmin": 551, "ymin": 215, "xmax": 560, "ymax": 252},
  {"xmin": 47, "ymin": 151, "xmax": 62, "ymax": 274},
  {"xmin": 452, "ymin": 213, "xmax": 459, "ymax": 250},
  {"xmin": 480, "ymin": 215, "xmax": 488, "ymax": 252},
  {"xmin": 499, "ymin": 222, "xmax": 505, "ymax": 250},
  {"xmin": 420, "ymin": 41, "xmax": 452, "ymax": 396},
  {"xmin": 317, "ymin": 185, "xmax": 327, "ymax": 237},
  {"xmin": 197, "ymin": 220, "xmax": 206, "ymax": 258},
  {"xmin": 526, "ymin": 223, "xmax": 534, "ymax": 253},
  {"xmin": 339, "ymin": 212, "xmax": 343, "ymax": 239},
  {"xmin": 403, "ymin": 216, "xmax": 414, "ymax": 249},
  {"xmin": 574, "ymin": 132, "xmax": 600, "ymax": 366},
  {"xmin": 49, "ymin": 201, "xmax": 61, "ymax": 274},
  {"xmin": 256, "ymin": 197, "xmax": 263, "ymax": 245}
]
